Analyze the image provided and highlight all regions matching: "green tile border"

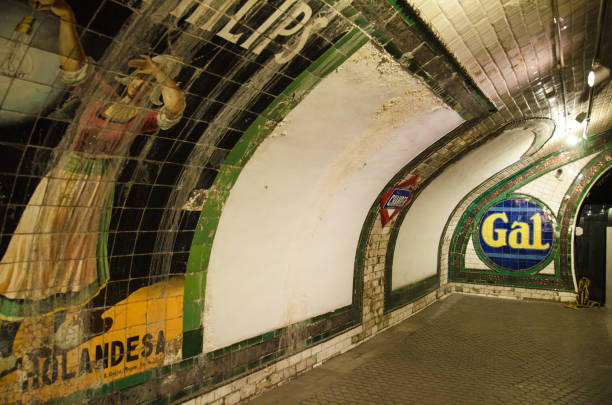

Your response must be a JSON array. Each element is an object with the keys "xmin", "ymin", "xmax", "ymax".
[
  {"xmin": 353, "ymin": 118, "xmax": 487, "ymax": 314},
  {"xmin": 44, "ymin": 27, "xmax": 370, "ymax": 405},
  {"xmin": 376, "ymin": 118, "xmax": 559, "ymax": 313},
  {"xmin": 469, "ymin": 194, "xmax": 559, "ymax": 276},
  {"xmin": 449, "ymin": 130, "xmax": 612, "ymax": 289},
  {"xmin": 322, "ymin": 0, "xmax": 495, "ymax": 120},
  {"xmin": 183, "ymin": 27, "xmax": 370, "ymax": 359}
]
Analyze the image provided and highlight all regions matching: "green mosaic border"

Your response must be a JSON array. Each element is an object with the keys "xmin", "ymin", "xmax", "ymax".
[
  {"xmin": 450, "ymin": 154, "xmax": 578, "ymax": 288},
  {"xmin": 384, "ymin": 0, "xmax": 494, "ymax": 116},
  {"xmin": 558, "ymin": 148, "xmax": 612, "ymax": 282},
  {"xmin": 183, "ymin": 28, "xmax": 370, "ymax": 357},
  {"xmin": 470, "ymin": 194, "xmax": 558, "ymax": 276},
  {"xmin": 322, "ymin": 0, "xmax": 495, "ymax": 120},
  {"xmin": 449, "ymin": 130, "xmax": 612, "ymax": 289},
  {"xmin": 380, "ymin": 119, "xmax": 544, "ymax": 312},
  {"xmin": 46, "ymin": 27, "xmax": 370, "ymax": 405},
  {"xmin": 377, "ymin": 120, "xmax": 487, "ymax": 313}
]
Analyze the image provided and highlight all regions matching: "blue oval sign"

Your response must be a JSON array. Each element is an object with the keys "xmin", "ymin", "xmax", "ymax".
[{"xmin": 477, "ymin": 198, "xmax": 554, "ymax": 271}]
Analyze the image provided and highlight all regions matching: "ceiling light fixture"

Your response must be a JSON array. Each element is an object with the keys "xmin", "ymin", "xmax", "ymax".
[
  {"xmin": 582, "ymin": 0, "xmax": 607, "ymax": 141},
  {"xmin": 587, "ymin": 62, "xmax": 610, "ymax": 87},
  {"xmin": 566, "ymin": 135, "xmax": 579, "ymax": 146}
]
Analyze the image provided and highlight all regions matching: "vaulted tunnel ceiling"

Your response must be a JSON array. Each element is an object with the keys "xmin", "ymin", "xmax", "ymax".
[{"xmin": 401, "ymin": 0, "xmax": 611, "ymax": 141}]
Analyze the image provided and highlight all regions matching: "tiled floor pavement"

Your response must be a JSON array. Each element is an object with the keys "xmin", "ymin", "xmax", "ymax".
[{"xmin": 248, "ymin": 294, "xmax": 612, "ymax": 405}]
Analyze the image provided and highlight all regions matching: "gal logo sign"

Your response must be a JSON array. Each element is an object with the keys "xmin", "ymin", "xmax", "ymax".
[{"xmin": 477, "ymin": 198, "xmax": 554, "ymax": 271}]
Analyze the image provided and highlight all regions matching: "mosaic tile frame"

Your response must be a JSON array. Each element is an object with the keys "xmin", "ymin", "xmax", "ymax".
[
  {"xmin": 380, "ymin": 119, "xmax": 559, "ymax": 312},
  {"xmin": 469, "ymin": 194, "xmax": 559, "ymax": 276},
  {"xmin": 183, "ymin": 26, "xmax": 369, "ymax": 359},
  {"xmin": 330, "ymin": 0, "xmax": 496, "ymax": 121},
  {"xmin": 34, "ymin": 25, "xmax": 370, "ymax": 405},
  {"xmin": 371, "ymin": 120, "xmax": 488, "ymax": 313},
  {"xmin": 179, "ymin": 0, "xmax": 505, "ymax": 393},
  {"xmin": 449, "ymin": 131, "xmax": 612, "ymax": 290}
]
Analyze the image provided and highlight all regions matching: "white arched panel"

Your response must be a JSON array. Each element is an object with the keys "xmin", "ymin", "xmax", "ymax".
[
  {"xmin": 203, "ymin": 43, "xmax": 463, "ymax": 351},
  {"xmin": 392, "ymin": 128, "xmax": 535, "ymax": 289}
]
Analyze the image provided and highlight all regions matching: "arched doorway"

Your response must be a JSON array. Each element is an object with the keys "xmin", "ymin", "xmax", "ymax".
[{"xmin": 574, "ymin": 168, "xmax": 612, "ymax": 305}]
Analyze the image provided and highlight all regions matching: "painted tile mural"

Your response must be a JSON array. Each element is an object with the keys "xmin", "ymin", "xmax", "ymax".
[
  {"xmin": 449, "ymin": 133, "xmax": 612, "ymax": 290},
  {"xmin": 0, "ymin": 0, "xmax": 353, "ymax": 401}
]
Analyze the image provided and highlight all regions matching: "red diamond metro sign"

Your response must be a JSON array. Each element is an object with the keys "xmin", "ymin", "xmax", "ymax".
[{"xmin": 379, "ymin": 175, "xmax": 418, "ymax": 227}]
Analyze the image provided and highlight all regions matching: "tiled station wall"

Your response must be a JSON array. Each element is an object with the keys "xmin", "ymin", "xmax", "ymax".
[
  {"xmin": 446, "ymin": 132, "xmax": 612, "ymax": 294},
  {"xmin": 0, "ymin": 0, "xmax": 363, "ymax": 402},
  {"xmin": 0, "ymin": 0, "xmax": 549, "ymax": 404},
  {"xmin": 375, "ymin": 124, "xmax": 611, "ymax": 315},
  {"xmin": 390, "ymin": 124, "xmax": 535, "ymax": 307}
]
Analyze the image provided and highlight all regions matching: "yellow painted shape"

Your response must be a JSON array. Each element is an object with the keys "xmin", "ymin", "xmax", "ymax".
[
  {"xmin": 480, "ymin": 212, "xmax": 508, "ymax": 247},
  {"xmin": 0, "ymin": 277, "xmax": 185, "ymax": 403}
]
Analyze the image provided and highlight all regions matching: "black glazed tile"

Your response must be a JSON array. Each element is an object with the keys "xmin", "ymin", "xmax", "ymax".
[
  {"xmin": 181, "ymin": 120, "xmax": 209, "ymax": 143},
  {"xmin": 161, "ymin": 117, "xmax": 189, "ymax": 140},
  {"xmin": 132, "ymin": 161, "xmax": 162, "ymax": 184},
  {"xmin": 200, "ymin": 100, "xmax": 224, "ymax": 122},
  {"xmin": 109, "ymin": 255, "xmax": 133, "ymax": 279},
  {"xmin": 90, "ymin": 1, "xmax": 133, "ymax": 37},
  {"xmin": 140, "ymin": 208, "xmax": 164, "ymax": 231},
  {"xmin": 206, "ymin": 148, "xmax": 229, "ymax": 170},
  {"xmin": 131, "ymin": 254, "xmax": 153, "ymax": 278},
  {"xmin": 148, "ymin": 185, "xmax": 173, "ymax": 208},
  {"xmin": 167, "ymin": 141, "xmax": 195, "ymax": 164},
  {"xmin": 30, "ymin": 119, "xmax": 69, "ymax": 148},
  {"xmin": 299, "ymin": 34, "xmax": 333, "ymax": 62},
  {"xmin": 105, "ymin": 280, "xmax": 129, "ymax": 308},
  {"xmin": 129, "ymin": 134, "xmax": 150, "ymax": 157},
  {"xmin": 242, "ymin": 2, "xmax": 276, "ymax": 32},
  {"xmin": 179, "ymin": 211, "xmax": 201, "ymax": 230},
  {"xmin": 0, "ymin": 175, "xmax": 14, "ymax": 205},
  {"xmin": 10, "ymin": 176, "xmax": 40, "ymax": 206},
  {"xmin": 112, "ymin": 182, "xmax": 128, "ymax": 206},
  {"xmin": 135, "ymin": 232, "xmax": 156, "ymax": 254},
  {"xmin": 183, "ymin": 93, "xmax": 205, "ymax": 118},
  {"xmin": 109, "ymin": 208, "xmax": 121, "ymax": 232},
  {"xmin": 175, "ymin": 230, "xmax": 195, "ymax": 252},
  {"xmin": 151, "ymin": 28, "xmax": 183, "ymax": 56},
  {"xmin": 127, "ymin": 277, "xmax": 150, "ymax": 296},
  {"xmin": 0, "ymin": 120, "xmax": 36, "ymax": 146},
  {"xmin": 111, "ymin": 231, "xmax": 137, "ymax": 255},
  {"xmin": 1, "ymin": 205, "xmax": 25, "ymax": 237},
  {"xmin": 81, "ymin": 30, "xmax": 114, "ymax": 61},
  {"xmin": 248, "ymin": 92, "xmax": 277, "ymax": 115},
  {"xmin": 175, "ymin": 65, "xmax": 196, "ymax": 87},
  {"xmin": 263, "ymin": 73, "xmax": 294, "ymax": 97},
  {"xmin": 206, "ymin": 50, "xmax": 243, "ymax": 77},
  {"xmin": 156, "ymin": 163, "xmax": 183, "ymax": 185},
  {"xmin": 191, "ymin": 41, "xmax": 223, "ymax": 69},
  {"xmin": 125, "ymin": 184, "xmax": 152, "ymax": 208},
  {"xmin": 70, "ymin": 1, "xmax": 101, "ymax": 27},
  {"xmin": 233, "ymin": 60, "xmax": 264, "ymax": 83},
  {"xmin": 216, "ymin": 129, "xmax": 243, "ymax": 149},
  {"xmin": 196, "ymin": 168, "xmax": 218, "ymax": 189},
  {"xmin": 281, "ymin": 53, "xmax": 312, "ymax": 79},
  {"xmin": 19, "ymin": 147, "xmax": 52, "ymax": 177},
  {"xmin": 216, "ymin": 80, "xmax": 242, "ymax": 104},
  {"xmin": 170, "ymin": 252, "xmax": 189, "ymax": 274},
  {"xmin": 117, "ymin": 208, "xmax": 143, "ymax": 231},
  {"xmin": 189, "ymin": 71, "xmax": 221, "ymax": 99},
  {"xmin": 117, "ymin": 159, "xmax": 138, "ymax": 182},
  {"xmin": 0, "ymin": 144, "xmax": 24, "ymax": 174},
  {"xmin": 229, "ymin": 110, "xmax": 257, "ymax": 132},
  {"xmin": 147, "ymin": 138, "xmax": 176, "ymax": 162}
]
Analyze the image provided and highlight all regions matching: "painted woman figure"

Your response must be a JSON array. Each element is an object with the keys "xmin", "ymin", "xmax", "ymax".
[{"xmin": 0, "ymin": 0, "xmax": 185, "ymax": 374}]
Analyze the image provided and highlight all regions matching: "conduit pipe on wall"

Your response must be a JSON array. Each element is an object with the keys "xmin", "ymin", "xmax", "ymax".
[
  {"xmin": 584, "ymin": 0, "xmax": 608, "ymax": 139},
  {"xmin": 552, "ymin": 0, "xmax": 569, "ymax": 132}
]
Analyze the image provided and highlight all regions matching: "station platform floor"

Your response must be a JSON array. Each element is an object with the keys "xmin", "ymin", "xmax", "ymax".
[{"xmin": 247, "ymin": 294, "xmax": 612, "ymax": 405}]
